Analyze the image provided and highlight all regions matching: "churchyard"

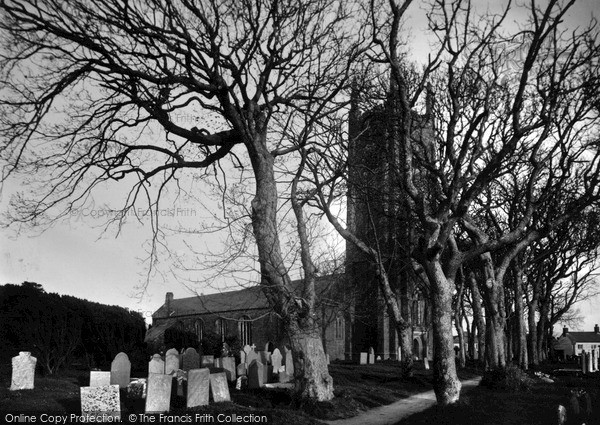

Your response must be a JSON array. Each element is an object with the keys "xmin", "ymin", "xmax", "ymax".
[{"xmin": 2, "ymin": 346, "xmax": 599, "ymax": 424}]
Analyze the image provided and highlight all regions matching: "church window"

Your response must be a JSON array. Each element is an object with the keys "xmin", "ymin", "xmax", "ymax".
[
  {"xmin": 195, "ymin": 319, "xmax": 204, "ymax": 341},
  {"xmin": 239, "ymin": 316, "xmax": 252, "ymax": 346}
]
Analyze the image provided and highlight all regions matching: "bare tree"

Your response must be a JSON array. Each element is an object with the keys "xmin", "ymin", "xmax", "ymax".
[{"xmin": 0, "ymin": 0, "xmax": 369, "ymax": 400}]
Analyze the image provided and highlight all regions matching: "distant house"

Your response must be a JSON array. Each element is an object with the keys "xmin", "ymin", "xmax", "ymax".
[{"xmin": 553, "ymin": 325, "xmax": 600, "ymax": 358}]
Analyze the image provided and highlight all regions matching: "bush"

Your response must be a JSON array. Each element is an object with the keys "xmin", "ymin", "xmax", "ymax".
[{"xmin": 481, "ymin": 364, "xmax": 533, "ymax": 392}]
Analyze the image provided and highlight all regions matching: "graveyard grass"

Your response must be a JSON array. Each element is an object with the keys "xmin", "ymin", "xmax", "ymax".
[{"xmin": 3, "ymin": 361, "xmax": 599, "ymax": 424}]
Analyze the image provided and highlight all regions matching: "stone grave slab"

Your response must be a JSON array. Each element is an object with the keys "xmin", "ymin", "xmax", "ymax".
[
  {"xmin": 165, "ymin": 348, "xmax": 178, "ymax": 357},
  {"xmin": 248, "ymin": 360, "xmax": 265, "ymax": 389},
  {"xmin": 271, "ymin": 349, "xmax": 282, "ymax": 373},
  {"xmin": 10, "ymin": 351, "xmax": 37, "ymax": 390},
  {"xmin": 149, "ymin": 354, "xmax": 165, "ymax": 375},
  {"xmin": 183, "ymin": 348, "xmax": 200, "ymax": 371},
  {"xmin": 359, "ymin": 352, "xmax": 368, "ymax": 365},
  {"xmin": 221, "ymin": 357, "xmax": 236, "ymax": 382},
  {"xmin": 110, "ymin": 352, "xmax": 131, "ymax": 388},
  {"xmin": 368, "ymin": 347, "xmax": 375, "ymax": 364},
  {"xmin": 187, "ymin": 368, "xmax": 209, "ymax": 408},
  {"xmin": 237, "ymin": 363, "xmax": 247, "ymax": 377},
  {"xmin": 80, "ymin": 384, "xmax": 120, "ymax": 420},
  {"xmin": 209, "ymin": 372, "xmax": 231, "ymax": 403},
  {"xmin": 165, "ymin": 354, "xmax": 179, "ymax": 375},
  {"xmin": 200, "ymin": 355, "xmax": 214, "ymax": 369},
  {"xmin": 90, "ymin": 371, "xmax": 111, "ymax": 387},
  {"xmin": 145, "ymin": 373, "xmax": 172, "ymax": 413}
]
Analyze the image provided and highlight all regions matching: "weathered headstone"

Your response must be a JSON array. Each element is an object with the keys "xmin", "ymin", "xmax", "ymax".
[
  {"xmin": 359, "ymin": 352, "xmax": 368, "ymax": 365},
  {"xmin": 149, "ymin": 354, "xmax": 165, "ymax": 375},
  {"xmin": 10, "ymin": 351, "xmax": 37, "ymax": 390},
  {"xmin": 165, "ymin": 348, "xmax": 179, "ymax": 357},
  {"xmin": 248, "ymin": 360, "xmax": 265, "ymax": 389},
  {"xmin": 284, "ymin": 347, "xmax": 294, "ymax": 376},
  {"xmin": 80, "ymin": 384, "xmax": 120, "ymax": 420},
  {"xmin": 243, "ymin": 345, "xmax": 252, "ymax": 360},
  {"xmin": 200, "ymin": 355, "xmax": 214, "ymax": 369},
  {"xmin": 110, "ymin": 352, "xmax": 131, "ymax": 388},
  {"xmin": 89, "ymin": 371, "xmax": 111, "ymax": 387},
  {"xmin": 246, "ymin": 349, "xmax": 259, "ymax": 366},
  {"xmin": 221, "ymin": 357, "xmax": 236, "ymax": 382},
  {"xmin": 556, "ymin": 404, "xmax": 567, "ymax": 425},
  {"xmin": 145, "ymin": 373, "xmax": 172, "ymax": 413},
  {"xmin": 183, "ymin": 348, "xmax": 201, "ymax": 371},
  {"xmin": 271, "ymin": 349, "xmax": 283, "ymax": 372},
  {"xmin": 165, "ymin": 354, "xmax": 179, "ymax": 375},
  {"xmin": 368, "ymin": 347, "xmax": 375, "ymax": 364},
  {"xmin": 209, "ymin": 372, "xmax": 231, "ymax": 403},
  {"xmin": 237, "ymin": 363, "xmax": 247, "ymax": 377},
  {"xmin": 186, "ymin": 368, "xmax": 210, "ymax": 408}
]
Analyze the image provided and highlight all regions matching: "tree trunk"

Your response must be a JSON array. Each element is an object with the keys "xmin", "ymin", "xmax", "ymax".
[
  {"xmin": 454, "ymin": 270, "xmax": 466, "ymax": 368},
  {"xmin": 480, "ymin": 252, "xmax": 506, "ymax": 369},
  {"xmin": 513, "ymin": 262, "xmax": 528, "ymax": 369},
  {"xmin": 469, "ymin": 272, "xmax": 486, "ymax": 367},
  {"xmin": 250, "ymin": 133, "xmax": 333, "ymax": 401},
  {"xmin": 424, "ymin": 260, "xmax": 461, "ymax": 405}
]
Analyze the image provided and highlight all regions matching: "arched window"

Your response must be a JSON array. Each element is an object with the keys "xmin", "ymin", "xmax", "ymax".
[
  {"xmin": 215, "ymin": 318, "xmax": 227, "ymax": 342},
  {"xmin": 239, "ymin": 316, "xmax": 252, "ymax": 346},
  {"xmin": 335, "ymin": 315, "xmax": 344, "ymax": 340},
  {"xmin": 194, "ymin": 319, "xmax": 204, "ymax": 341}
]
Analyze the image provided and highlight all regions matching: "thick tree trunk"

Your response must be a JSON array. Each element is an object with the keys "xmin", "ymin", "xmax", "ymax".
[
  {"xmin": 454, "ymin": 271, "xmax": 466, "ymax": 368},
  {"xmin": 513, "ymin": 263, "xmax": 528, "ymax": 369},
  {"xmin": 250, "ymin": 134, "xmax": 333, "ymax": 401},
  {"xmin": 424, "ymin": 260, "xmax": 461, "ymax": 405},
  {"xmin": 480, "ymin": 253, "xmax": 506, "ymax": 369},
  {"xmin": 469, "ymin": 272, "xmax": 486, "ymax": 367}
]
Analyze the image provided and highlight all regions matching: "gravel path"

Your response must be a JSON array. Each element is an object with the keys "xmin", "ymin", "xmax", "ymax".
[{"xmin": 323, "ymin": 376, "xmax": 482, "ymax": 425}]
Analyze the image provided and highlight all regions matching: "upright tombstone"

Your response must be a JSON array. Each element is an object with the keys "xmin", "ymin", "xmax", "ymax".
[
  {"xmin": 110, "ymin": 352, "xmax": 131, "ymax": 388},
  {"xmin": 221, "ymin": 357, "xmax": 236, "ymax": 382},
  {"xmin": 10, "ymin": 352, "xmax": 37, "ymax": 391},
  {"xmin": 200, "ymin": 355, "xmax": 214, "ymax": 369},
  {"xmin": 80, "ymin": 384, "xmax": 120, "ymax": 420},
  {"xmin": 246, "ymin": 349, "xmax": 259, "ymax": 367},
  {"xmin": 209, "ymin": 372, "xmax": 231, "ymax": 403},
  {"xmin": 89, "ymin": 371, "xmax": 112, "ymax": 387},
  {"xmin": 284, "ymin": 347, "xmax": 294, "ymax": 376},
  {"xmin": 165, "ymin": 354, "xmax": 179, "ymax": 375},
  {"xmin": 165, "ymin": 348, "xmax": 179, "ymax": 357},
  {"xmin": 183, "ymin": 348, "xmax": 201, "ymax": 371},
  {"xmin": 271, "ymin": 349, "xmax": 283, "ymax": 373},
  {"xmin": 149, "ymin": 354, "xmax": 165, "ymax": 375},
  {"xmin": 248, "ymin": 360, "xmax": 265, "ymax": 389},
  {"xmin": 186, "ymin": 368, "xmax": 210, "ymax": 408},
  {"xmin": 368, "ymin": 347, "xmax": 375, "ymax": 364},
  {"xmin": 243, "ymin": 345, "xmax": 252, "ymax": 361},
  {"xmin": 236, "ymin": 363, "xmax": 247, "ymax": 377},
  {"xmin": 145, "ymin": 373, "xmax": 173, "ymax": 413},
  {"xmin": 359, "ymin": 352, "xmax": 368, "ymax": 365}
]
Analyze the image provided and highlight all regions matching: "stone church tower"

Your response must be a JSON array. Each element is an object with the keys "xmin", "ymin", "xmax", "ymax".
[{"xmin": 345, "ymin": 89, "xmax": 434, "ymax": 361}]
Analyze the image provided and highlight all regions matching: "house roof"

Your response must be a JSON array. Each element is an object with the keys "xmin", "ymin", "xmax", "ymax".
[
  {"xmin": 565, "ymin": 332, "xmax": 600, "ymax": 344},
  {"xmin": 152, "ymin": 275, "xmax": 346, "ymax": 319}
]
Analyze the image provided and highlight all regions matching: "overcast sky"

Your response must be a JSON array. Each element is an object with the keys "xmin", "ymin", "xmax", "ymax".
[{"xmin": 1, "ymin": 0, "xmax": 599, "ymax": 333}]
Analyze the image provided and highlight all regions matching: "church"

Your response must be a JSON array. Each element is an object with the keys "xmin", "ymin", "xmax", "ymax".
[{"xmin": 145, "ymin": 96, "xmax": 433, "ymax": 362}]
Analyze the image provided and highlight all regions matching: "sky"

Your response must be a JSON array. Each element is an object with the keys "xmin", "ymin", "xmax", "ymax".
[{"xmin": 1, "ymin": 0, "xmax": 600, "ymax": 334}]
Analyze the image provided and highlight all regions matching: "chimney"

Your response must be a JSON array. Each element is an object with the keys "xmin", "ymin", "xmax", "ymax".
[
  {"xmin": 595, "ymin": 324, "xmax": 599, "ymax": 334},
  {"xmin": 165, "ymin": 292, "xmax": 173, "ymax": 316},
  {"xmin": 563, "ymin": 326, "xmax": 568, "ymax": 336}
]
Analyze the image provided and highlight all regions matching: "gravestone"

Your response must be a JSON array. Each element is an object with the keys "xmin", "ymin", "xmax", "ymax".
[
  {"xmin": 359, "ymin": 352, "xmax": 368, "ymax": 365},
  {"xmin": 149, "ymin": 354, "xmax": 165, "ymax": 375},
  {"xmin": 80, "ymin": 384, "xmax": 120, "ymax": 420},
  {"xmin": 145, "ymin": 373, "xmax": 172, "ymax": 413},
  {"xmin": 248, "ymin": 360, "xmax": 265, "ymax": 389},
  {"xmin": 271, "ymin": 349, "xmax": 283, "ymax": 373},
  {"xmin": 200, "ymin": 355, "xmax": 214, "ymax": 369},
  {"xmin": 424, "ymin": 357, "xmax": 430, "ymax": 370},
  {"xmin": 284, "ymin": 347, "xmax": 294, "ymax": 376},
  {"xmin": 259, "ymin": 351, "xmax": 271, "ymax": 365},
  {"xmin": 183, "ymin": 348, "xmax": 200, "ymax": 371},
  {"xmin": 10, "ymin": 351, "xmax": 37, "ymax": 390},
  {"xmin": 221, "ymin": 357, "xmax": 236, "ymax": 382},
  {"xmin": 556, "ymin": 404, "xmax": 567, "ymax": 425},
  {"xmin": 209, "ymin": 372, "xmax": 231, "ymax": 403},
  {"xmin": 89, "ymin": 371, "xmax": 111, "ymax": 387},
  {"xmin": 237, "ymin": 363, "xmax": 247, "ymax": 377},
  {"xmin": 110, "ymin": 352, "xmax": 131, "ymax": 388},
  {"xmin": 187, "ymin": 368, "xmax": 210, "ymax": 408},
  {"xmin": 246, "ymin": 349, "xmax": 259, "ymax": 367},
  {"xmin": 243, "ymin": 345, "xmax": 252, "ymax": 360},
  {"xmin": 165, "ymin": 354, "xmax": 179, "ymax": 375},
  {"xmin": 368, "ymin": 347, "xmax": 375, "ymax": 364},
  {"xmin": 166, "ymin": 348, "xmax": 179, "ymax": 357}
]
